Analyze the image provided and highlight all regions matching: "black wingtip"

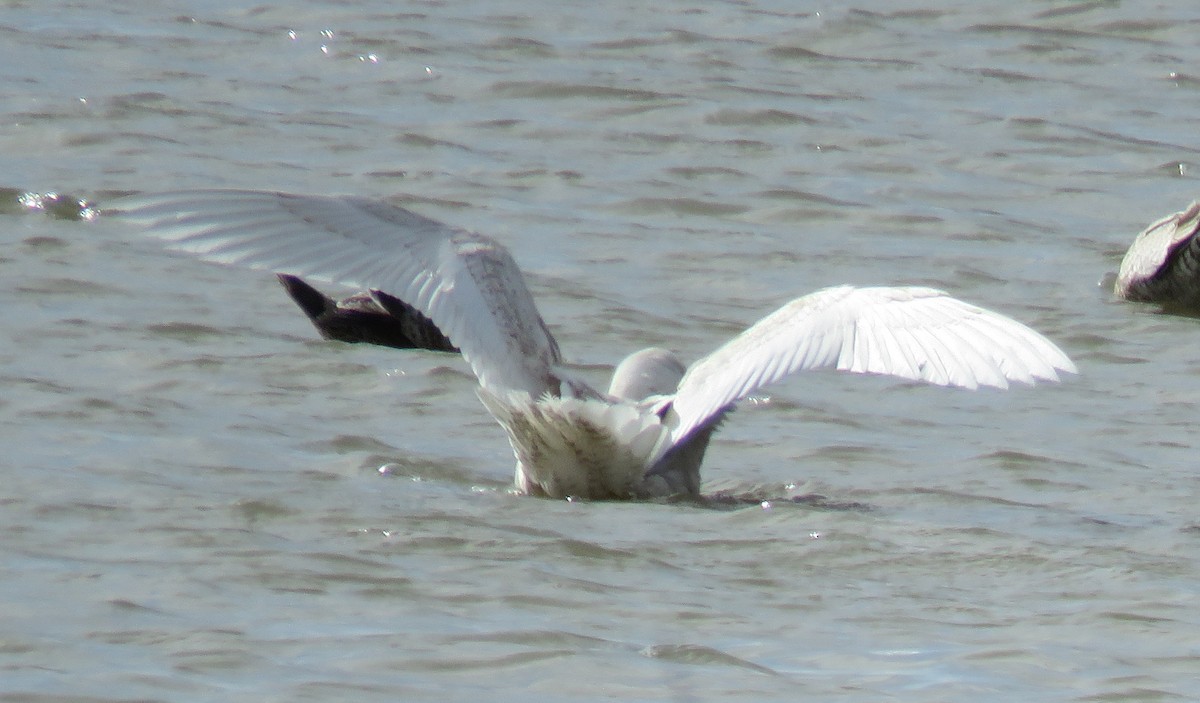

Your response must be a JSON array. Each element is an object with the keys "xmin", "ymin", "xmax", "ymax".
[
  {"xmin": 277, "ymin": 273, "xmax": 335, "ymax": 321},
  {"xmin": 370, "ymin": 290, "xmax": 459, "ymax": 353}
]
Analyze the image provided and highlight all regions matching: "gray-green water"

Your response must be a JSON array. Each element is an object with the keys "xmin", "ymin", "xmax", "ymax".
[{"xmin": 3, "ymin": 1, "xmax": 1199, "ymax": 700}]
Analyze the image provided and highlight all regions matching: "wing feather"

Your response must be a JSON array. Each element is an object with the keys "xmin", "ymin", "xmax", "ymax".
[
  {"xmin": 667, "ymin": 286, "xmax": 1075, "ymax": 443},
  {"xmin": 107, "ymin": 189, "xmax": 564, "ymax": 397}
]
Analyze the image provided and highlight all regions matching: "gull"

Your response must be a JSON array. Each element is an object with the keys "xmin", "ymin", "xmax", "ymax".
[
  {"xmin": 276, "ymin": 273, "xmax": 457, "ymax": 351},
  {"xmin": 108, "ymin": 189, "xmax": 1077, "ymax": 500},
  {"xmin": 1114, "ymin": 201, "xmax": 1200, "ymax": 309}
]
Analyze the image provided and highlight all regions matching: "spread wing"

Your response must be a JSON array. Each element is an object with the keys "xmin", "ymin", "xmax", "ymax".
[
  {"xmin": 106, "ymin": 189, "xmax": 564, "ymax": 397},
  {"xmin": 665, "ymin": 285, "xmax": 1076, "ymax": 443}
]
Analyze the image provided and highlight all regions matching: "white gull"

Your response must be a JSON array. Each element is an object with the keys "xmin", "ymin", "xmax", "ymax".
[{"xmin": 109, "ymin": 190, "xmax": 1077, "ymax": 500}]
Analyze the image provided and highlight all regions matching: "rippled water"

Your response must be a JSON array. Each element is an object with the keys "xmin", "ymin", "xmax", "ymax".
[{"xmin": 4, "ymin": 1, "xmax": 1200, "ymax": 700}]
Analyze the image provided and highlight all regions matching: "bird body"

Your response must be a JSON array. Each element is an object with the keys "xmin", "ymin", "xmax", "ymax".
[
  {"xmin": 1115, "ymin": 201, "xmax": 1200, "ymax": 308},
  {"xmin": 276, "ymin": 273, "xmax": 457, "ymax": 351},
  {"xmin": 478, "ymin": 389, "xmax": 671, "ymax": 499},
  {"xmin": 109, "ymin": 189, "xmax": 1076, "ymax": 500}
]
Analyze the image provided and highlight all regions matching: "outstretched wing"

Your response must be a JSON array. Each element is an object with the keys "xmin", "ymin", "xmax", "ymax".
[
  {"xmin": 665, "ymin": 285, "xmax": 1076, "ymax": 443},
  {"xmin": 1115, "ymin": 201, "xmax": 1200, "ymax": 301},
  {"xmin": 106, "ymin": 189, "xmax": 563, "ymax": 397}
]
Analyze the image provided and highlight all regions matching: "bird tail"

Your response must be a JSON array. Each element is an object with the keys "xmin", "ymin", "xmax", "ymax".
[{"xmin": 477, "ymin": 389, "xmax": 669, "ymax": 500}]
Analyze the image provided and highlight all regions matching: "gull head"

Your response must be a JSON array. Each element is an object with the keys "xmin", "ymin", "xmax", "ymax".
[{"xmin": 609, "ymin": 347, "xmax": 687, "ymax": 402}]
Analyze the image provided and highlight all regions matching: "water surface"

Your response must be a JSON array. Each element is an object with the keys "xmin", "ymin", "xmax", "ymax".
[{"xmin": 3, "ymin": 1, "xmax": 1200, "ymax": 700}]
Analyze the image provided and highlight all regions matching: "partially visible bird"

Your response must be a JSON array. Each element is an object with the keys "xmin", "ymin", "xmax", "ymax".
[
  {"xmin": 1115, "ymin": 201, "xmax": 1200, "ymax": 309},
  {"xmin": 276, "ymin": 273, "xmax": 457, "ymax": 351},
  {"xmin": 108, "ymin": 189, "xmax": 1077, "ymax": 500}
]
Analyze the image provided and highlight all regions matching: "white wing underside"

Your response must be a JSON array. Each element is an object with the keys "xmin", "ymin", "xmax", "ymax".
[
  {"xmin": 107, "ymin": 190, "xmax": 563, "ymax": 397},
  {"xmin": 666, "ymin": 286, "xmax": 1077, "ymax": 444}
]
